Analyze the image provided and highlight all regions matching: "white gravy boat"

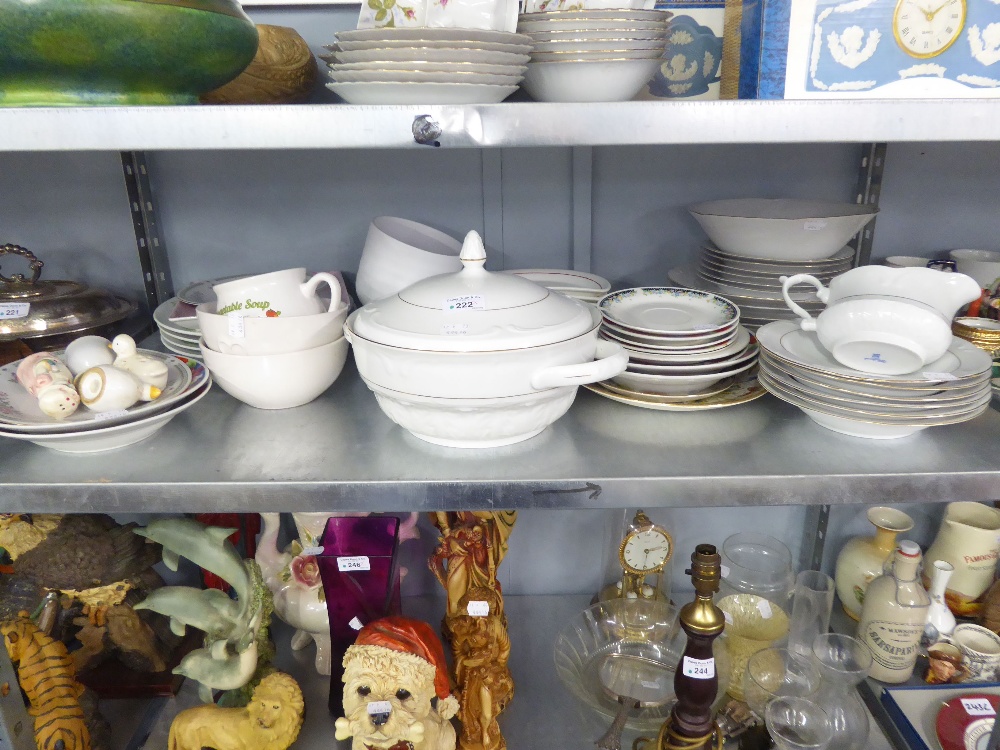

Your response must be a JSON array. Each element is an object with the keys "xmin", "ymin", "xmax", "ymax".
[{"xmin": 781, "ymin": 266, "xmax": 982, "ymax": 375}]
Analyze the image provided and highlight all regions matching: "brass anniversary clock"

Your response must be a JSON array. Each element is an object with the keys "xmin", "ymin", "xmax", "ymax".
[{"xmin": 611, "ymin": 510, "xmax": 673, "ymax": 601}]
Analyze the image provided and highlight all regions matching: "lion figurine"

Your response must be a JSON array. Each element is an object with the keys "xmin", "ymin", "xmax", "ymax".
[{"xmin": 168, "ymin": 671, "xmax": 304, "ymax": 750}]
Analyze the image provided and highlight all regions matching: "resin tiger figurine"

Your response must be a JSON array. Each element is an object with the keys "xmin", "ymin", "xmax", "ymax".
[{"xmin": 1, "ymin": 611, "xmax": 91, "ymax": 750}]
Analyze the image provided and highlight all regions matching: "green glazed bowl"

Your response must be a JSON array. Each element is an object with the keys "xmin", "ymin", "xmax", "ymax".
[{"xmin": 0, "ymin": 0, "xmax": 259, "ymax": 106}]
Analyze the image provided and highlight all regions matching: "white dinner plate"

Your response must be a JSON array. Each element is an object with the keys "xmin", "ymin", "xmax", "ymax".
[
  {"xmin": 526, "ymin": 29, "xmax": 667, "ymax": 42},
  {"xmin": 668, "ymin": 264, "xmax": 826, "ymax": 304},
  {"xmin": 599, "ymin": 287, "xmax": 738, "ymax": 335},
  {"xmin": 518, "ymin": 18, "xmax": 668, "ymax": 32},
  {"xmin": 332, "ymin": 39, "xmax": 534, "ymax": 54},
  {"xmin": 154, "ymin": 296, "xmax": 200, "ymax": 334},
  {"xmin": 519, "ymin": 8, "xmax": 671, "ymax": 21},
  {"xmin": 757, "ymin": 320, "xmax": 992, "ymax": 384},
  {"xmin": 337, "ymin": 28, "xmax": 534, "ymax": 46},
  {"xmin": 327, "ymin": 81, "xmax": 519, "ymax": 104},
  {"xmin": 700, "ymin": 251, "xmax": 852, "ymax": 276},
  {"xmin": 0, "ymin": 349, "xmax": 195, "ymax": 430},
  {"xmin": 601, "ymin": 319, "xmax": 737, "ymax": 347},
  {"xmin": 617, "ymin": 326, "xmax": 753, "ymax": 364},
  {"xmin": 329, "ymin": 47, "xmax": 531, "ymax": 66},
  {"xmin": 628, "ymin": 344, "xmax": 759, "ymax": 375},
  {"xmin": 161, "ymin": 337, "xmax": 203, "ymax": 358},
  {"xmin": 584, "ymin": 367, "xmax": 765, "ymax": 411},
  {"xmin": 0, "ymin": 378, "xmax": 212, "ymax": 453},
  {"xmin": 532, "ymin": 38, "xmax": 667, "ymax": 52},
  {"xmin": 329, "ymin": 60, "xmax": 528, "ymax": 76},
  {"xmin": 327, "ymin": 68, "xmax": 522, "ymax": 85},
  {"xmin": 602, "ymin": 376, "xmax": 735, "ymax": 402},
  {"xmin": 599, "ymin": 326, "xmax": 739, "ymax": 355},
  {"xmin": 612, "ymin": 357, "xmax": 757, "ymax": 396},
  {"xmin": 703, "ymin": 243, "xmax": 855, "ymax": 266},
  {"xmin": 503, "ymin": 268, "xmax": 612, "ymax": 294}
]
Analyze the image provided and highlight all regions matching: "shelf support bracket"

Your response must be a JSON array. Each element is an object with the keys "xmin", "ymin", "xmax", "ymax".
[
  {"xmin": 121, "ymin": 151, "xmax": 174, "ymax": 324},
  {"xmin": 802, "ymin": 503, "xmax": 831, "ymax": 572},
  {"xmin": 851, "ymin": 142, "xmax": 887, "ymax": 267}
]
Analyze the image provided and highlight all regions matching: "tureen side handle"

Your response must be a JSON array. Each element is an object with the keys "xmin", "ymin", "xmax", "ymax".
[{"xmin": 529, "ymin": 340, "xmax": 628, "ymax": 390}]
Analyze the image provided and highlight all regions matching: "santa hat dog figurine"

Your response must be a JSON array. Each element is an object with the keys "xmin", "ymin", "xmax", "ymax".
[{"xmin": 336, "ymin": 616, "xmax": 459, "ymax": 750}]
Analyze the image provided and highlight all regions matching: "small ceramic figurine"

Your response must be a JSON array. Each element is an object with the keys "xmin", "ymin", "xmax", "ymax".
[
  {"xmin": 134, "ymin": 519, "xmax": 270, "ymax": 701},
  {"xmin": 110, "ymin": 334, "xmax": 169, "ymax": 389},
  {"xmin": 75, "ymin": 365, "xmax": 161, "ymax": 412},
  {"xmin": 15, "ymin": 351, "xmax": 80, "ymax": 419},
  {"xmin": 450, "ymin": 588, "xmax": 513, "ymax": 750},
  {"xmin": 1, "ymin": 611, "xmax": 91, "ymax": 750},
  {"xmin": 167, "ymin": 671, "xmax": 304, "ymax": 750},
  {"xmin": 335, "ymin": 617, "xmax": 459, "ymax": 750},
  {"xmin": 63, "ymin": 335, "xmax": 114, "ymax": 377}
]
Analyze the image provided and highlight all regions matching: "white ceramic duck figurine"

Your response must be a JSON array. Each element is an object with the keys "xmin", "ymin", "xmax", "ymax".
[{"xmin": 111, "ymin": 334, "xmax": 169, "ymax": 389}]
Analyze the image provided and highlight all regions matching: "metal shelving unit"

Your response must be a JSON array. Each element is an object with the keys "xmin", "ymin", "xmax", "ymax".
[
  {"xmin": 4, "ymin": 99, "xmax": 1000, "ymax": 151},
  {"xmin": 2, "ymin": 359, "xmax": 999, "ymax": 513}
]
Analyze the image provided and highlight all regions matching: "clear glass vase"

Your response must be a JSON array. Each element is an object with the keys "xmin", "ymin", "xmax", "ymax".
[{"xmin": 811, "ymin": 634, "xmax": 873, "ymax": 750}]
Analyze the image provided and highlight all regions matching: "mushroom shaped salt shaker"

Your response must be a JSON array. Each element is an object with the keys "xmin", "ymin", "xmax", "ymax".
[
  {"xmin": 111, "ymin": 334, "xmax": 169, "ymax": 389},
  {"xmin": 15, "ymin": 351, "xmax": 80, "ymax": 420}
]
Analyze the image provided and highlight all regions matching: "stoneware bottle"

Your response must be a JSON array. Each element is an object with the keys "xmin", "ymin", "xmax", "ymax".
[
  {"xmin": 858, "ymin": 540, "xmax": 930, "ymax": 683},
  {"xmin": 923, "ymin": 560, "xmax": 957, "ymax": 646},
  {"xmin": 835, "ymin": 506, "xmax": 914, "ymax": 621},
  {"xmin": 924, "ymin": 501, "xmax": 1000, "ymax": 617}
]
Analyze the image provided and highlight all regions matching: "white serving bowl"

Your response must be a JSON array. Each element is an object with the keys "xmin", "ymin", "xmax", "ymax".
[
  {"xmin": 688, "ymin": 199, "xmax": 879, "ymax": 261},
  {"xmin": 949, "ymin": 249, "xmax": 1000, "ymax": 287},
  {"xmin": 199, "ymin": 336, "xmax": 349, "ymax": 409},
  {"xmin": 356, "ymin": 216, "xmax": 464, "ymax": 304},
  {"xmin": 365, "ymin": 380, "xmax": 579, "ymax": 448},
  {"xmin": 196, "ymin": 301, "xmax": 349, "ymax": 355},
  {"xmin": 522, "ymin": 58, "xmax": 661, "ymax": 102}
]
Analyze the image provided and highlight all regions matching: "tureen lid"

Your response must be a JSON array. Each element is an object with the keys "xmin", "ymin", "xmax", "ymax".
[
  {"xmin": 349, "ymin": 230, "xmax": 596, "ymax": 352},
  {"xmin": 0, "ymin": 244, "xmax": 136, "ymax": 341}
]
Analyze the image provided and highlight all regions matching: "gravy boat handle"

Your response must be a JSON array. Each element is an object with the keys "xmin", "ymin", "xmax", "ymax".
[{"xmin": 780, "ymin": 274, "xmax": 830, "ymax": 331}]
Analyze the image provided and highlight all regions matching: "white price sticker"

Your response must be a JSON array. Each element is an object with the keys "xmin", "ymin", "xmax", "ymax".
[
  {"xmin": 442, "ymin": 323, "xmax": 469, "ymax": 335},
  {"xmin": 922, "ymin": 371, "xmax": 959, "ymax": 382},
  {"xmin": 301, "ymin": 546, "xmax": 323, "ymax": 556},
  {"xmin": 467, "ymin": 600, "xmax": 489, "ymax": 617},
  {"xmin": 94, "ymin": 409, "xmax": 130, "ymax": 422},
  {"xmin": 682, "ymin": 656, "xmax": 715, "ymax": 679},
  {"xmin": 803, "ymin": 220, "xmax": 828, "ymax": 231},
  {"xmin": 962, "ymin": 698, "xmax": 996, "ymax": 717},
  {"xmin": 227, "ymin": 312, "xmax": 245, "ymax": 339},
  {"xmin": 349, "ymin": 616, "xmax": 364, "ymax": 631},
  {"xmin": 756, "ymin": 599, "xmax": 773, "ymax": 619},
  {"xmin": 720, "ymin": 565, "xmax": 730, "ymax": 579},
  {"xmin": 444, "ymin": 294, "xmax": 485, "ymax": 312},
  {"xmin": 367, "ymin": 701, "xmax": 392, "ymax": 716},
  {"xmin": 0, "ymin": 303, "xmax": 29, "ymax": 319},
  {"xmin": 337, "ymin": 556, "xmax": 371, "ymax": 572}
]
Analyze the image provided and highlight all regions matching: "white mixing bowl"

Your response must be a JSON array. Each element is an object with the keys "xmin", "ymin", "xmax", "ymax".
[{"xmin": 199, "ymin": 336, "xmax": 349, "ymax": 409}]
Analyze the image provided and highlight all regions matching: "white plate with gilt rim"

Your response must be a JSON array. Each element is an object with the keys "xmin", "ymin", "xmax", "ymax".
[
  {"xmin": 603, "ymin": 375, "xmax": 735, "ymax": 402},
  {"xmin": 0, "ymin": 350, "xmax": 197, "ymax": 431},
  {"xmin": 759, "ymin": 358, "xmax": 991, "ymax": 415},
  {"xmin": 599, "ymin": 287, "xmax": 739, "ymax": 336},
  {"xmin": 328, "ymin": 60, "xmax": 527, "ymax": 76},
  {"xmin": 703, "ymin": 243, "xmax": 855, "ymax": 266},
  {"xmin": 154, "ymin": 296, "xmax": 200, "ymax": 334},
  {"xmin": 601, "ymin": 322, "xmax": 737, "ymax": 350},
  {"xmin": 326, "ymin": 47, "xmax": 532, "ymax": 66},
  {"xmin": 757, "ymin": 320, "xmax": 992, "ymax": 384},
  {"xmin": 669, "ymin": 264, "xmax": 826, "ymax": 303},
  {"xmin": 519, "ymin": 8, "xmax": 671, "ymax": 21},
  {"xmin": 327, "ymin": 69, "xmax": 523, "ymax": 85},
  {"xmin": 332, "ymin": 39, "xmax": 534, "ymax": 54},
  {"xmin": 699, "ymin": 252, "xmax": 851, "ymax": 276},
  {"xmin": 503, "ymin": 268, "xmax": 611, "ymax": 294},
  {"xmin": 584, "ymin": 367, "xmax": 765, "ymax": 411},
  {"xmin": 337, "ymin": 28, "xmax": 533, "ymax": 45},
  {"xmin": 628, "ymin": 343, "xmax": 759, "ymax": 375},
  {"xmin": 614, "ymin": 326, "xmax": 752, "ymax": 364},
  {"xmin": 0, "ymin": 378, "xmax": 212, "ymax": 453}
]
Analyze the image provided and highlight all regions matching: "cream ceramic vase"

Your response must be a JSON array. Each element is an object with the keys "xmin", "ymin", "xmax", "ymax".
[
  {"xmin": 834, "ymin": 506, "xmax": 914, "ymax": 621},
  {"xmin": 924, "ymin": 501, "xmax": 1000, "ymax": 617}
]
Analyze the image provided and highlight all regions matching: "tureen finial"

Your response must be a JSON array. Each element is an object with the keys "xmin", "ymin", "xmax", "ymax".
[{"xmin": 459, "ymin": 230, "xmax": 487, "ymax": 265}]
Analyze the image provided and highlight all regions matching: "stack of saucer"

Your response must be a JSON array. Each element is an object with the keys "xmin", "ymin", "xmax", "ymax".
[
  {"xmin": 757, "ymin": 320, "xmax": 993, "ymax": 439},
  {"xmin": 669, "ymin": 245, "xmax": 853, "ymax": 331},
  {"xmin": 323, "ymin": 28, "xmax": 532, "ymax": 104},
  {"xmin": 589, "ymin": 287, "xmax": 760, "ymax": 408},
  {"xmin": 0, "ymin": 350, "xmax": 212, "ymax": 453},
  {"xmin": 503, "ymin": 268, "xmax": 611, "ymax": 304},
  {"xmin": 154, "ymin": 298, "xmax": 201, "ymax": 357}
]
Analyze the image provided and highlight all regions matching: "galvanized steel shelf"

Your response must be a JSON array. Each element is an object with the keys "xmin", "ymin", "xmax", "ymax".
[
  {"xmin": 5, "ymin": 99, "xmax": 1000, "ymax": 151},
  {"xmin": 2, "ymin": 358, "xmax": 999, "ymax": 513}
]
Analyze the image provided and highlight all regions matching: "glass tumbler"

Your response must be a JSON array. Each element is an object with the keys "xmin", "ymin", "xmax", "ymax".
[
  {"xmin": 742, "ymin": 647, "xmax": 821, "ymax": 721},
  {"xmin": 810, "ymin": 633, "xmax": 873, "ymax": 750},
  {"xmin": 787, "ymin": 570, "xmax": 836, "ymax": 659},
  {"xmin": 765, "ymin": 697, "xmax": 834, "ymax": 750}
]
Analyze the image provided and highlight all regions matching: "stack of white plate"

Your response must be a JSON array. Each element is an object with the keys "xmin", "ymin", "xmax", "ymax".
[
  {"xmin": 154, "ymin": 297, "xmax": 202, "ymax": 357},
  {"xmin": 503, "ymin": 268, "xmax": 611, "ymax": 304},
  {"xmin": 0, "ymin": 350, "xmax": 212, "ymax": 452},
  {"xmin": 757, "ymin": 320, "xmax": 993, "ymax": 440},
  {"xmin": 323, "ymin": 28, "xmax": 532, "ymax": 104},
  {"xmin": 669, "ymin": 250, "xmax": 847, "ymax": 331},
  {"xmin": 591, "ymin": 287, "xmax": 760, "ymax": 407},
  {"xmin": 517, "ymin": 9, "xmax": 669, "ymax": 101}
]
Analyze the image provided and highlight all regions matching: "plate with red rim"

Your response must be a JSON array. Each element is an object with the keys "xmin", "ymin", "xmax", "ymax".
[{"xmin": 937, "ymin": 693, "xmax": 1000, "ymax": 750}]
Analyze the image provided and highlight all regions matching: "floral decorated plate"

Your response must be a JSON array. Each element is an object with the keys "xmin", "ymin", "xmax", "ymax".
[
  {"xmin": 585, "ymin": 367, "xmax": 764, "ymax": 411},
  {"xmin": 0, "ymin": 353, "xmax": 205, "ymax": 433},
  {"xmin": 599, "ymin": 287, "xmax": 738, "ymax": 336}
]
